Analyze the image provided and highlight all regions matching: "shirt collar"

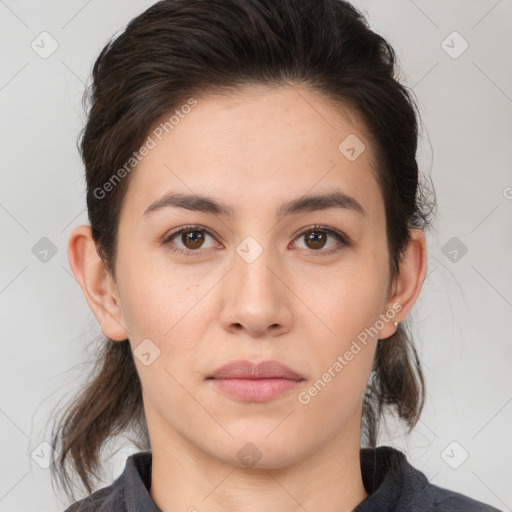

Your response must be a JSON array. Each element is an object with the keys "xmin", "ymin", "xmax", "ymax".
[{"xmin": 118, "ymin": 446, "xmax": 432, "ymax": 512}]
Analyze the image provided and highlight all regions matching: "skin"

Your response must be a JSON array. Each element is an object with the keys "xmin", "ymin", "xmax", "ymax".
[{"xmin": 68, "ymin": 85, "xmax": 427, "ymax": 512}]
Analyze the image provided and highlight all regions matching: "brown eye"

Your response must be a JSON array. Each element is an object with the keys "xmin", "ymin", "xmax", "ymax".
[
  {"xmin": 163, "ymin": 225, "xmax": 218, "ymax": 256},
  {"xmin": 304, "ymin": 230, "xmax": 327, "ymax": 250},
  {"xmin": 293, "ymin": 226, "xmax": 348, "ymax": 255},
  {"xmin": 181, "ymin": 229, "xmax": 205, "ymax": 249}
]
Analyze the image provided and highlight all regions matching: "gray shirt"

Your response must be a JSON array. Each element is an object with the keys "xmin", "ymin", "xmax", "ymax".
[{"xmin": 62, "ymin": 445, "xmax": 502, "ymax": 511}]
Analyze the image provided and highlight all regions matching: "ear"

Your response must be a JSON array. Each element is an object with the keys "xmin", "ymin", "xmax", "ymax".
[
  {"xmin": 67, "ymin": 224, "xmax": 129, "ymax": 341},
  {"xmin": 378, "ymin": 228, "xmax": 428, "ymax": 340}
]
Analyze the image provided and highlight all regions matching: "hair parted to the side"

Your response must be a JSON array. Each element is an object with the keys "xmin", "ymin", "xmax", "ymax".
[{"xmin": 50, "ymin": 0, "xmax": 436, "ymax": 501}]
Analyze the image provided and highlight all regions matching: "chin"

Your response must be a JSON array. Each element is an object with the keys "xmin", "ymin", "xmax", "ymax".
[{"xmin": 205, "ymin": 431, "xmax": 307, "ymax": 470}]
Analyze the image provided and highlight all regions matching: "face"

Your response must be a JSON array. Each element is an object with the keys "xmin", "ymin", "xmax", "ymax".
[{"xmin": 111, "ymin": 85, "xmax": 397, "ymax": 467}]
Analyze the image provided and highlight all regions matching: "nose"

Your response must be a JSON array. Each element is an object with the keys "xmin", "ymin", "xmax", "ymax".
[{"xmin": 219, "ymin": 242, "xmax": 293, "ymax": 338}]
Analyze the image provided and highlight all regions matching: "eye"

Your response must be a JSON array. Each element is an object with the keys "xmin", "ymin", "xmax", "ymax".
[
  {"xmin": 291, "ymin": 225, "xmax": 349, "ymax": 255},
  {"xmin": 162, "ymin": 225, "xmax": 220, "ymax": 256},
  {"xmin": 161, "ymin": 224, "xmax": 349, "ymax": 257}
]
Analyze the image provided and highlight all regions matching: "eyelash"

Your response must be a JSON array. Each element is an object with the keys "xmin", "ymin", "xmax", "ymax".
[{"xmin": 161, "ymin": 224, "xmax": 349, "ymax": 257}]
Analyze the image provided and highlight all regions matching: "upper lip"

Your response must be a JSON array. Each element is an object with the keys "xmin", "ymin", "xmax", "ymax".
[{"xmin": 208, "ymin": 360, "xmax": 304, "ymax": 380}]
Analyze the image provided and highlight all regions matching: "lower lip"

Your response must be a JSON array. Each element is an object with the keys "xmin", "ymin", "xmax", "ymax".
[{"xmin": 210, "ymin": 378, "xmax": 303, "ymax": 402}]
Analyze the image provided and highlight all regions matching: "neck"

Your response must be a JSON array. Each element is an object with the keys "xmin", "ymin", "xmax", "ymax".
[{"xmin": 149, "ymin": 415, "xmax": 369, "ymax": 512}]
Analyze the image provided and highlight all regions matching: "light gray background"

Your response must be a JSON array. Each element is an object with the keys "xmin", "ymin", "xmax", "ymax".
[{"xmin": 1, "ymin": 1, "xmax": 511, "ymax": 511}]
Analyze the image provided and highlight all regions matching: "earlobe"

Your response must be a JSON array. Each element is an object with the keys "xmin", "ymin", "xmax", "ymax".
[
  {"xmin": 67, "ymin": 225, "xmax": 130, "ymax": 342},
  {"xmin": 379, "ymin": 228, "xmax": 428, "ymax": 339}
]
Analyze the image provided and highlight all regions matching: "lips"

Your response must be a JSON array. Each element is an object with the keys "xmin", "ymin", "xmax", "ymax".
[
  {"xmin": 208, "ymin": 359, "xmax": 304, "ymax": 380},
  {"xmin": 207, "ymin": 360, "xmax": 305, "ymax": 402}
]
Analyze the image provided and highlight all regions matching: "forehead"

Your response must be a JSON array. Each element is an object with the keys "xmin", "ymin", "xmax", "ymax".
[{"xmin": 121, "ymin": 85, "xmax": 382, "ymax": 222}]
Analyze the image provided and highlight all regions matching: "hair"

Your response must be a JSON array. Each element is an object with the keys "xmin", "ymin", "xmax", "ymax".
[{"xmin": 50, "ymin": 0, "xmax": 436, "ymax": 501}]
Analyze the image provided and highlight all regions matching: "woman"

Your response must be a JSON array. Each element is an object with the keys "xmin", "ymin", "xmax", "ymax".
[{"xmin": 50, "ymin": 0, "xmax": 501, "ymax": 510}]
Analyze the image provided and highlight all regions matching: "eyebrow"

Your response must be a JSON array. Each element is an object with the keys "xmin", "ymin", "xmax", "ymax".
[{"xmin": 143, "ymin": 189, "xmax": 366, "ymax": 219}]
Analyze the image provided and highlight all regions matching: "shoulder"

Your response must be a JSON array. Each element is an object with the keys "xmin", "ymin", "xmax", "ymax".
[
  {"xmin": 61, "ymin": 450, "xmax": 155, "ymax": 512},
  {"xmin": 61, "ymin": 481, "xmax": 125, "ymax": 512},
  {"xmin": 60, "ymin": 459, "xmax": 129, "ymax": 512},
  {"xmin": 358, "ymin": 445, "xmax": 503, "ymax": 512},
  {"xmin": 428, "ymin": 483, "xmax": 503, "ymax": 512}
]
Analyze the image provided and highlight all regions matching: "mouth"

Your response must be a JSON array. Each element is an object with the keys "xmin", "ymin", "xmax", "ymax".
[{"xmin": 207, "ymin": 359, "xmax": 305, "ymax": 402}]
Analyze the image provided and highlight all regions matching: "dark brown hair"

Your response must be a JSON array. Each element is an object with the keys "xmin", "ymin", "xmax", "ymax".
[{"xmin": 50, "ymin": 0, "xmax": 435, "ymax": 501}]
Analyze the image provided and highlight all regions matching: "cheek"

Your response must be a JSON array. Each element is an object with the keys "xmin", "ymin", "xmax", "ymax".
[
  {"xmin": 294, "ymin": 253, "xmax": 388, "ymax": 406},
  {"xmin": 299, "ymin": 254, "xmax": 389, "ymax": 341},
  {"xmin": 297, "ymin": 273, "xmax": 382, "ymax": 416},
  {"xmin": 115, "ymin": 248, "xmax": 189, "ymax": 333},
  {"xmin": 116, "ymin": 257, "xmax": 218, "ymax": 380},
  {"xmin": 119, "ymin": 278, "xmax": 169, "ymax": 338},
  {"xmin": 310, "ymin": 283, "xmax": 380, "ymax": 390},
  {"xmin": 295, "ymin": 332, "xmax": 375, "ymax": 447}
]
